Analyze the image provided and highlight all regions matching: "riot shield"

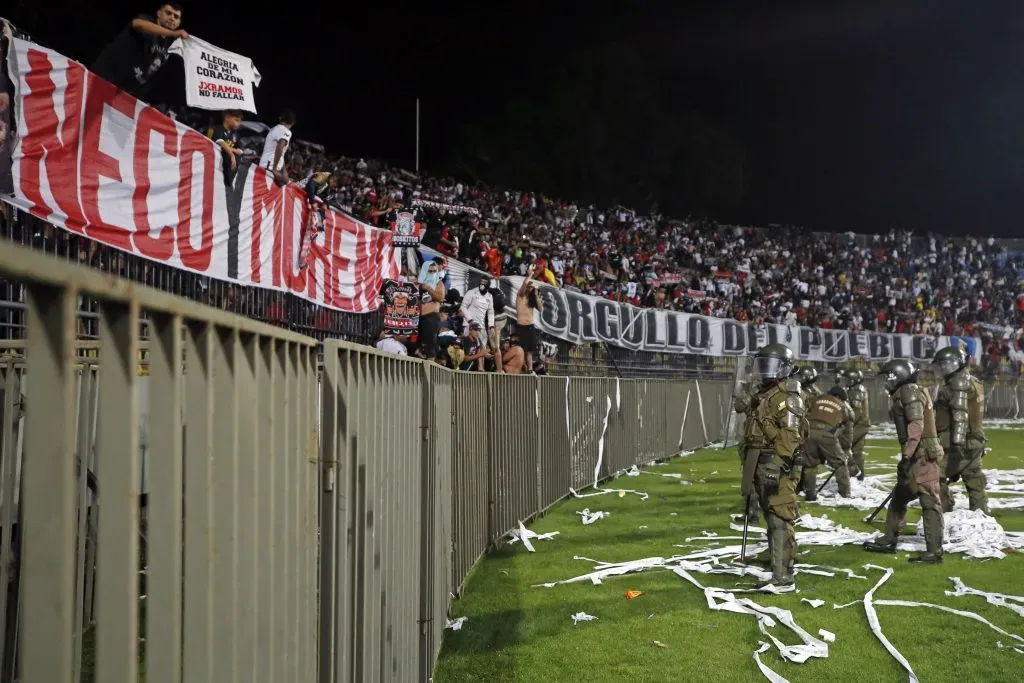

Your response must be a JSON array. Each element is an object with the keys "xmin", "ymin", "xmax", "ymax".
[{"xmin": 721, "ymin": 354, "xmax": 754, "ymax": 447}]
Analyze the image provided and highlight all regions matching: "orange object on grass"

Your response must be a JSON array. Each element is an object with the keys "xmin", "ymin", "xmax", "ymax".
[{"xmin": 625, "ymin": 590, "xmax": 643, "ymax": 599}]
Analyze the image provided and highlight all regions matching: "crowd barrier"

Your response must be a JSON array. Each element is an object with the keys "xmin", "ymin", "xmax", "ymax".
[{"xmin": 0, "ymin": 241, "xmax": 733, "ymax": 682}]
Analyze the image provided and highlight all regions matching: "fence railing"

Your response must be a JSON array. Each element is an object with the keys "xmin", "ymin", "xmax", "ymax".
[
  {"xmin": 0, "ymin": 240, "xmax": 732, "ymax": 682},
  {"xmin": 0, "ymin": 242, "xmax": 320, "ymax": 683}
]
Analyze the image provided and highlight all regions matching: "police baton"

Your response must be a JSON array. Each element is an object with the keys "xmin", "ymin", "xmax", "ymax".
[
  {"xmin": 815, "ymin": 468, "xmax": 837, "ymax": 495},
  {"xmin": 739, "ymin": 496, "xmax": 752, "ymax": 562},
  {"xmin": 863, "ymin": 490, "xmax": 894, "ymax": 525}
]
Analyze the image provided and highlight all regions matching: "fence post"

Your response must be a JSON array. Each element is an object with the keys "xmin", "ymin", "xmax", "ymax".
[
  {"xmin": 534, "ymin": 375, "xmax": 543, "ymax": 517},
  {"xmin": 417, "ymin": 363, "xmax": 433, "ymax": 682},
  {"xmin": 318, "ymin": 343, "xmax": 339, "ymax": 683},
  {"xmin": 486, "ymin": 374, "xmax": 497, "ymax": 543}
]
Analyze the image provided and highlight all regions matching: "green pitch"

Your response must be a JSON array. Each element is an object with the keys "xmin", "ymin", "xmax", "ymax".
[{"xmin": 435, "ymin": 427, "xmax": 1024, "ymax": 682}]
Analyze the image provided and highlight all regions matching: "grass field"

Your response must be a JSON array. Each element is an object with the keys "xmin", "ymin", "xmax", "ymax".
[{"xmin": 435, "ymin": 426, "xmax": 1024, "ymax": 682}]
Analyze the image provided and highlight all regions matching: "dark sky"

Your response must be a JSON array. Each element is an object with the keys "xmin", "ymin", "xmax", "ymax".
[{"xmin": 7, "ymin": 0, "xmax": 1024, "ymax": 237}]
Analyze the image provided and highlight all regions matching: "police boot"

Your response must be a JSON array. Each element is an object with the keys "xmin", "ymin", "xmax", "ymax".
[
  {"xmin": 864, "ymin": 510, "xmax": 903, "ymax": 553},
  {"xmin": 756, "ymin": 576, "xmax": 796, "ymax": 593},
  {"xmin": 909, "ymin": 552, "xmax": 943, "ymax": 564},
  {"xmin": 802, "ymin": 475, "xmax": 818, "ymax": 502},
  {"xmin": 862, "ymin": 540, "xmax": 897, "ymax": 553},
  {"xmin": 756, "ymin": 524, "xmax": 795, "ymax": 592}
]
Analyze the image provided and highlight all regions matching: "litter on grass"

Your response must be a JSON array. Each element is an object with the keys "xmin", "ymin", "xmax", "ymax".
[
  {"xmin": 577, "ymin": 508, "xmax": 610, "ymax": 525},
  {"xmin": 946, "ymin": 577, "xmax": 1024, "ymax": 618},
  {"xmin": 830, "ymin": 565, "xmax": 1024, "ymax": 678},
  {"xmin": 675, "ymin": 567, "xmax": 829, "ymax": 681},
  {"xmin": 571, "ymin": 612, "xmax": 598, "ymax": 625},
  {"xmin": 729, "ymin": 509, "xmax": 1024, "ymax": 560},
  {"xmin": 445, "ymin": 616, "xmax": 467, "ymax": 631},
  {"xmin": 814, "ymin": 465, "xmax": 1024, "ymax": 513},
  {"xmin": 997, "ymin": 642, "xmax": 1024, "ymax": 655},
  {"xmin": 569, "ymin": 486, "xmax": 649, "ymax": 501},
  {"xmin": 507, "ymin": 520, "xmax": 560, "ymax": 552},
  {"xmin": 861, "ymin": 566, "xmax": 919, "ymax": 683}
]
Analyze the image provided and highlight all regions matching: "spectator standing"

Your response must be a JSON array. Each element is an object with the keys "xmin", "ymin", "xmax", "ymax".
[
  {"xmin": 259, "ymin": 109, "xmax": 296, "ymax": 184},
  {"xmin": 489, "ymin": 282, "xmax": 508, "ymax": 349},
  {"xmin": 459, "ymin": 275, "xmax": 497, "ymax": 368},
  {"xmin": 208, "ymin": 110, "xmax": 244, "ymax": 188},
  {"xmin": 92, "ymin": 3, "xmax": 187, "ymax": 100},
  {"xmin": 516, "ymin": 265, "xmax": 543, "ymax": 372},
  {"xmin": 417, "ymin": 259, "xmax": 445, "ymax": 360}
]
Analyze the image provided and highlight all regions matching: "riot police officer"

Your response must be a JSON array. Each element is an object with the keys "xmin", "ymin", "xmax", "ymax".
[
  {"xmin": 795, "ymin": 366, "xmax": 823, "ymax": 397},
  {"xmin": 932, "ymin": 346, "xmax": 988, "ymax": 512},
  {"xmin": 863, "ymin": 360, "xmax": 944, "ymax": 564},
  {"xmin": 748, "ymin": 344, "xmax": 806, "ymax": 590},
  {"xmin": 800, "ymin": 385, "xmax": 855, "ymax": 500},
  {"xmin": 844, "ymin": 370, "xmax": 871, "ymax": 481}
]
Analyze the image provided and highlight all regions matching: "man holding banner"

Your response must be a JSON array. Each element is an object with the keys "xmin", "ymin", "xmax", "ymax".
[{"xmin": 92, "ymin": 3, "xmax": 188, "ymax": 98}]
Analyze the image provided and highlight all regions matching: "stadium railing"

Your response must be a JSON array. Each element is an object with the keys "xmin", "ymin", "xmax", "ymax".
[{"xmin": 0, "ymin": 240, "xmax": 735, "ymax": 682}]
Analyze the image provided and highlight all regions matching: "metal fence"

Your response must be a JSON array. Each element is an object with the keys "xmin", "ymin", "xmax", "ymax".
[
  {"xmin": 0, "ymin": 240, "xmax": 733, "ymax": 682},
  {"xmin": 316, "ymin": 340, "xmax": 730, "ymax": 682},
  {"xmin": 0, "ymin": 242, "xmax": 320, "ymax": 683}
]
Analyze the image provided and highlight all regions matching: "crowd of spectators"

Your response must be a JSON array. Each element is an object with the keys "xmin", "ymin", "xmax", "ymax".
[
  {"xmin": 167, "ymin": 103, "xmax": 1024, "ymax": 376},
  {"xmin": 5, "ymin": 2, "xmax": 1024, "ymax": 376}
]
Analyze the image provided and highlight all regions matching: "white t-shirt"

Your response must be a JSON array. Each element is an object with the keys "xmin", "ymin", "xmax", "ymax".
[{"xmin": 259, "ymin": 124, "xmax": 292, "ymax": 172}]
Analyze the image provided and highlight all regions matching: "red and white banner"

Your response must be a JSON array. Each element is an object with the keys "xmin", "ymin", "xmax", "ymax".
[{"xmin": 1, "ymin": 38, "xmax": 398, "ymax": 313}]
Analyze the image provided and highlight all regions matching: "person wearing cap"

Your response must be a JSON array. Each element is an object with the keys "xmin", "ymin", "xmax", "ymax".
[
  {"xmin": 209, "ymin": 110, "xmax": 245, "ymax": 188},
  {"xmin": 457, "ymin": 321, "xmax": 492, "ymax": 371}
]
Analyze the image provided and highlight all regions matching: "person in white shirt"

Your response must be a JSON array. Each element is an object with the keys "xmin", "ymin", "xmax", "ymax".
[
  {"xmin": 259, "ymin": 110, "xmax": 296, "ymax": 182},
  {"xmin": 459, "ymin": 275, "xmax": 499, "ymax": 370}
]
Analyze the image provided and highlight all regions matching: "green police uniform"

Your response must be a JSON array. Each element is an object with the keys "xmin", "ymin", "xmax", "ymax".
[
  {"xmin": 753, "ymin": 378, "xmax": 805, "ymax": 587},
  {"xmin": 847, "ymin": 375, "xmax": 870, "ymax": 479},
  {"xmin": 734, "ymin": 383, "xmax": 763, "ymax": 523},
  {"xmin": 748, "ymin": 345, "xmax": 806, "ymax": 589},
  {"xmin": 864, "ymin": 360, "xmax": 945, "ymax": 563},
  {"xmin": 800, "ymin": 390, "xmax": 855, "ymax": 499},
  {"xmin": 933, "ymin": 347, "xmax": 988, "ymax": 512}
]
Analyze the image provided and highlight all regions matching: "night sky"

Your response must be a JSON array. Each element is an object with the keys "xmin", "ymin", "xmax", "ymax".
[{"xmin": 6, "ymin": 0, "xmax": 1024, "ymax": 237}]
